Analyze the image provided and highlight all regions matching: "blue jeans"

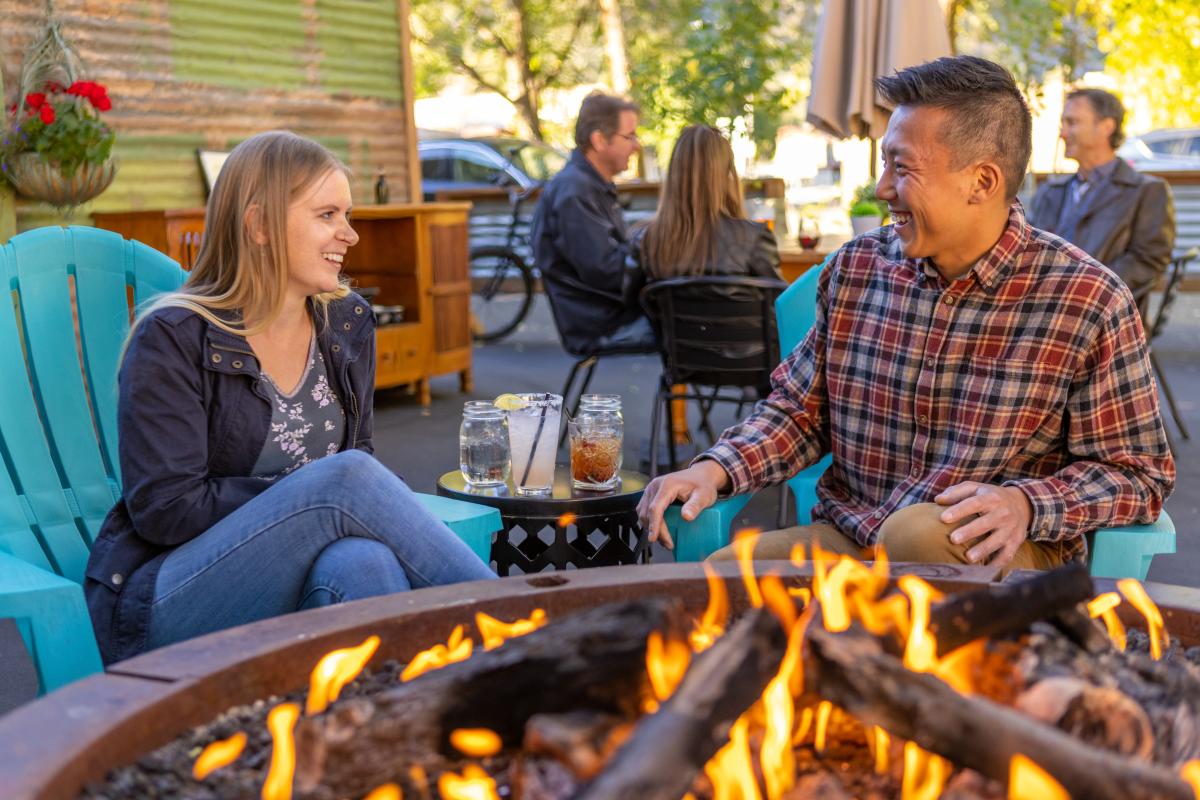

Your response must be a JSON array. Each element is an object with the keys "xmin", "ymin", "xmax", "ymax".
[{"xmin": 144, "ymin": 450, "xmax": 495, "ymax": 650}]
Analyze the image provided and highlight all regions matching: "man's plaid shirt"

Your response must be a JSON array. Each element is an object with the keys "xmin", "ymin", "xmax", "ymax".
[{"xmin": 704, "ymin": 204, "xmax": 1175, "ymax": 562}]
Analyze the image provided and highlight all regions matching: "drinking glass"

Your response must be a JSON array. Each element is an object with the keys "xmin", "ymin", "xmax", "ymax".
[
  {"xmin": 459, "ymin": 401, "xmax": 510, "ymax": 487},
  {"xmin": 797, "ymin": 216, "xmax": 821, "ymax": 250},
  {"xmin": 507, "ymin": 393, "xmax": 562, "ymax": 495},
  {"xmin": 569, "ymin": 394, "xmax": 623, "ymax": 490}
]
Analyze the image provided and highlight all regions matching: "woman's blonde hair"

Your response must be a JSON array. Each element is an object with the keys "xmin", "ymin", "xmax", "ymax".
[
  {"xmin": 140, "ymin": 130, "xmax": 351, "ymax": 335},
  {"xmin": 639, "ymin": 125, "xmax": 746, "ymax": 278}
]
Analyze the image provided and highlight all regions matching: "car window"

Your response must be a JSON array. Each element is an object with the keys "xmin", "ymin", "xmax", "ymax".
[
  {"xmin": 1189, "ymin": 138, "xmax": 1200, "ymax": 156},
  {"xmin": 510, "ymin": 143, "xmax": 567, "ymax": 181},
  {"xmin": 1147, "ymin": 137, "xmax": 1182, "ymax": 155},
  {"xmin": 456, "ymin": 152, "xmax": 503, "ymax": 184},
  {"xmin": 421, "ymin": 156, "xmax": 453, "ymax": 181}
]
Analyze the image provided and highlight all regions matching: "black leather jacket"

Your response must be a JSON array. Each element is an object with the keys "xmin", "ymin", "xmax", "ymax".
[
  {"xmin": 84, "ymin": 294, "xmax": 375, "ymax": 664},
  {"xmin": 623, "ymin": 216, "xmax": 783, "ymax": 307}
]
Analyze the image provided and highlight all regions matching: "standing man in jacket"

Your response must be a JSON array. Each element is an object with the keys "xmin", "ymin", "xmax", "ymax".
[
  {"xmin": 531, "ymin": 92, "xmax": 654, "ymax": 354},
  {"xmin": 1030, "ymin": 88, "xmax": 1175, "ymax": 301}
]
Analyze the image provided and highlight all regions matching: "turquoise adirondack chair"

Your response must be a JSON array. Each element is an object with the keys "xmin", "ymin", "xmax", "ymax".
[
  {"xmin": 668, "ymin": 259, "xmax": 1176, "ymax": 579},
  {"xmin": 0, "ymin": 226, "xmax": 501, "ymax": 694}
]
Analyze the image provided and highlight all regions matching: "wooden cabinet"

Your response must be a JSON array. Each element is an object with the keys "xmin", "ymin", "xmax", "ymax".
[{"xmin": 92, "ymin": 203, "xmax": 473, "ymax": 404}]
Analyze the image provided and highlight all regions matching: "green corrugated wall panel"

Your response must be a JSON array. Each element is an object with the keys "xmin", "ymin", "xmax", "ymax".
[
  {"xmin": 96, "ymin": 134, "xmax": 212, "ymax": 211},
  {"xmin": 315, "ymin": 0, "xmax": 403, "ymax": 99},
  {"xmin": 169, "ymin": 0, "xmax": 308, "ymax": 91}
]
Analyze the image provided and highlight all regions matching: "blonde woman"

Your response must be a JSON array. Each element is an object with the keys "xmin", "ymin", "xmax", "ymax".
[
  {"xmin": 627, "ymin": 124, "xmax": 781, "ymax": 299},
  {"xmin": 84, "ymin": 131, "xmax": 493, "ymax": 664}
]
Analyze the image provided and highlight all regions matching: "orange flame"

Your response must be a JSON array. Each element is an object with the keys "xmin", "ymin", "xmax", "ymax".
[
  {"xmin": 933, "ymin": 639, "xmax": 986, "ymax": 696},
  {"xmin": 437, "ymin": 764, "xmax": 499, "ymax": 800},
  {"xmin": 364, "ymin": 784, "xmax": 403, "ymax": 800},
  {"xmin": 306, "ymin": 635, "xmax": 380, "ymax": 715},
  {"xmin": 408, "ymin": 765, "xmax": 429, "ymax": 793},
  {"xmin": 759, "ymin": 573, "xmax": 798, "ymax": 631},
  {"xmin": 898, "ymin": 576, "xmax": 943, "ymax": 672},
  {"xmin": 690, "ymin": 562, "xmax": 729, "ymax": 652},
  {"xmin": 475, "ymin": 609, "xmax": 547, "ymax": 651},
  {"xmin": 733, "ymin": 529, "xmax": 764, "ymax": 608},
  {"xmin": 789, "ymin": 543, "xmax": 806, "ymax": 566},
  {"xmin": 1009, "ymin": 753, "xmax": 1068, "ymax": 799},
  {"xmin": 450, "ymin": 728, "xmax": 503, "ymax": 757},
  {"xmin": 1087, "ymin": 591, "xmax": 1127, "ymax": 651},
  {"xmin": 557, "ymin": 512, "xmax": 577, "ymax": 527},
  {"xmin": 192, "ymin": 731, "xmax": 246, "ymax": 780},
  {"xmin": 901, "ymin": 742, "xmax": 949, "ymax": 800},
  {"xmin": 644, "ymin": 630, "xmax": 692, "ymax": 712},
  {"xmin": 1118, "ymin": 579, "xmax": 1168, "ymax": 660},
  {"xmin": 401, "ymin": 624, "xmax": 474, "ymax": 682},
  {"xmin": 261, "ymin": 703, "xmax": 300, "ymax": 800},
  {"xmin": 760, "ymin": 622, "xmax": 805, "ymax": 800},
  {"xmin": 872, "ymin": 727, "xmax": 890, "ymax": 775},
  {"xmin": 792, "ymin": 705, "xmax": 814, "ymax": 747},
  {"xmin": 703, "ymin": 715, "xmax": 761, "ymax": 800},
  {"xmin": 813, "ymin": 701, "xmax": 833, "ymax": 754},
  {"xmin": 1180, "ymin": 760, "xmax": 1200, "ymax": 796}
]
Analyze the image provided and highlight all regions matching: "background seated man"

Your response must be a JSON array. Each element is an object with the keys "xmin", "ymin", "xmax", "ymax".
[
  {"xmin": 1030, "ymin": 88, "xmax": 1175, "ymax": 306},
  {"xmin": 637, "ymin": 56, "xmax": 1174, "ymax": 571},
  {"xmin": 531, "ymin": 92, "xmax": 653, "ymax": 353}
]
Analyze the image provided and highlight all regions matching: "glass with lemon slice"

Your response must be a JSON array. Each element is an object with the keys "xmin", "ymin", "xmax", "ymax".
[{"xmin": 500, "ymin": 392, "xmax": 562, "ymax": 495}]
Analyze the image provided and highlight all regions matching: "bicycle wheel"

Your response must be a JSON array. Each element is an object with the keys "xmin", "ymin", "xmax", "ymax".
[{"xmin": 469, "ymin": 245, "xmax": 534, "ymax": 343}]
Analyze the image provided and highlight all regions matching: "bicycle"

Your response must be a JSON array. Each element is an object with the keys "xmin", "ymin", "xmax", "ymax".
[{"xmin": 469, "ymin": 181, "xmax": 540, "ymax": 342}]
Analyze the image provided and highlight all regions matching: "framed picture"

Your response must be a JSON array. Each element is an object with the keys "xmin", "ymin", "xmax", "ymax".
[{"xmin": 196, "ymin": 149, "xmax": 231, "ymax": 196}]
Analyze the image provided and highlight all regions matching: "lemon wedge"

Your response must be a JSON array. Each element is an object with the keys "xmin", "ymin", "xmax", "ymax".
[{"xmin": 493, "ymin": 393, "xmax": 527, "ymax": 411}]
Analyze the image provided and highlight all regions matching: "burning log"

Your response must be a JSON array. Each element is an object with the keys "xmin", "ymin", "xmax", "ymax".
[
  {"xmin": 292, "ymin": 598, "xmax": 687, "ymax": 797},
  {"xmin": 572, "ymin": 608, "xmax": 789, "ymax": 800},
  {"xmin": 926, "ymin": 563, "xmax": 1095, "ymax": 656},
  {"xmin": 803, "ymin": 621, "xmax": 1195, "ymax": 800}
]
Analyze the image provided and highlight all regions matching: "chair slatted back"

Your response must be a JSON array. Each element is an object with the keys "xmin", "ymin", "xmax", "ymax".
[
  {"xmin": 0, "ymin": 227, "xmax": 185, "ymax": 583},
  {"xmin": 1149, "ymin": 246, "xmax": 1198, "ymax": 342},
  {"xmin": 641, "ymin": 276, "xmax": 787, "ymax": 391}
]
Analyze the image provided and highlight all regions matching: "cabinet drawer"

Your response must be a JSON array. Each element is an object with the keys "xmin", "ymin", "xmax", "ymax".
[{"xmin": 375, "ymin": 323, "xmax": 425, "ymax": 385}]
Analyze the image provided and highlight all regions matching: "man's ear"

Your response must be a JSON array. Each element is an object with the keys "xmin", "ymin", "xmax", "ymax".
[
  {"xmin": 589, "ymin": 129, "xmax": 608, "ymax": 153},
  {"xmin": 244, "ymin": 205, "xmax": 269, "ymax": 246},
  {"xmin": 968, "ymin": 161, "xmax": 1004, "ymax": 205},
  {"xmin": 1099, "ymin": 116, "xmax": 1116, "ymax": 145}
]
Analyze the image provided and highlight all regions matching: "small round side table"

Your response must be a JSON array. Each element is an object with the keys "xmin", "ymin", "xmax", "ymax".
[{"xmin": 436, "ymin": 469, "xmax": 651, "ymax": 575}]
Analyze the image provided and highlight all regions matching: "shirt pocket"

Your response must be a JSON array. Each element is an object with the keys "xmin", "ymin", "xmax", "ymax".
[{"xmin": 946, "ymin": 356, "xmax": 1070, "ymax": 460}]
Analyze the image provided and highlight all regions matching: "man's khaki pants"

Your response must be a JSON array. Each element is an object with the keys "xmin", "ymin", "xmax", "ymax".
[{"xmin": 706, "ymin": 502, "xmax": 1067, "ymax": 572}]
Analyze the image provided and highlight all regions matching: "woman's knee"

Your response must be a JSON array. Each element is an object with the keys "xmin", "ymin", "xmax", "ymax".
[{"xmin": 306, "ymin": 537, "xmax": 410, "ymax": 598}]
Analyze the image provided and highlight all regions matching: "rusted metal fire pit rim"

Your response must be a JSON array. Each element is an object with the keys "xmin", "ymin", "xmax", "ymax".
[{"xmin": 2, "ymin": 563, "xmax": 1198, "ymax": 800}]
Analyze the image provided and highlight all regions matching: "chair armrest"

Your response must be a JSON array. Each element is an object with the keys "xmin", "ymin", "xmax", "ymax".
[
  {"xmin": 665, "ymin": 493, "xmax": 755, "ymax": 562},
  {"xmin": 414, "ymin": 493, "xmax": 502, "ymax": 566}
]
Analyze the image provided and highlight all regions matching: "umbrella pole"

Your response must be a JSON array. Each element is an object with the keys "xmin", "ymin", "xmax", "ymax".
[{"xmin": 869, "ymin": 137, "xmax": 877, "ymax": 179}]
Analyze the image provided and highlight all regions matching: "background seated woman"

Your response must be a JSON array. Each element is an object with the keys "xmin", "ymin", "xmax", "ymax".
[
  {"xmin": 84, "ymin": 131, "xmax": 494, "ymax": 665},
  {"xmin": 625, "ymin": 123, "xmax": 782, "ymax": 301}
]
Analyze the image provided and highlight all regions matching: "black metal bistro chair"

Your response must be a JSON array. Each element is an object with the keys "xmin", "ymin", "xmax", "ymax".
[
  {"xmin": 1138, "ymin": 246, "xmax": 1198, "ymax": 449},
  {"xmin": 639, "ymin": 275, "xmax": 788, "ymax": 477}
]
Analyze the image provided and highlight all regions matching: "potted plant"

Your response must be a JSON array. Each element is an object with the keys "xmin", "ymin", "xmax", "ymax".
[
  {"xmin": 2, "ymin": 78, "xmax": 117, "ymax": 209},
  {"xmin": 848, "ymin": 180, "xmax": 888, "ymax": 236}
]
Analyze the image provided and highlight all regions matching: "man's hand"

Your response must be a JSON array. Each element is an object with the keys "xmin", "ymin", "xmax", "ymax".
[
  {"xmin": 637, "ymin": 460, "xmax": 732, "ymax": 550},
  {"xmin": 935, "ymin": 482, "xmax": 1034, "ymax": 566}
]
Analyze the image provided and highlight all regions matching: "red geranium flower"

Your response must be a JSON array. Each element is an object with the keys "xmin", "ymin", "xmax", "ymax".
[
  {"xmin": 39, "ymin": 104, "xmax": 55, "ymax": 125},
  {"xmin": 93, "ymin": 93, "xmax": 112, "ymax": 112},
  {"xmin": 25, "ymin": 92, "xmax": 46, "ymax": 110}
]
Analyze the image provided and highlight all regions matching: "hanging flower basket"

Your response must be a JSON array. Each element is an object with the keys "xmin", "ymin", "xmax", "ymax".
[{"xmin": 6, "ymin": 151, "xmax": 117, "ymax": 208}]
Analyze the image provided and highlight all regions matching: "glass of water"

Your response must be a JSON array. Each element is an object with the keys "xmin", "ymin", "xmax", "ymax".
[{"xmin": 460, "ymin": 401, "xmax": 510, "ymax": 487}]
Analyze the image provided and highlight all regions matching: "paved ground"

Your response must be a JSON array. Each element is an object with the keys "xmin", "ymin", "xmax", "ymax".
[{"xmin": 375, "ymin": 292, "xmax": 1200, "ymax": 586}]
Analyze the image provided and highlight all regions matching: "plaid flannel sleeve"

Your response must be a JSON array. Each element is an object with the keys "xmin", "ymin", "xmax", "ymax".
[
  {"xmin": 1005, "ymin": 289, "xmax": 1176, "ymax": 541},
  {"xmin": 698, "ymin": 263, "xmax": 834, "ymax": 495}
]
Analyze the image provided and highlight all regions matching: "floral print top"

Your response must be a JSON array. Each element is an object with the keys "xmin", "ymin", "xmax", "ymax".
[{"xmin": 251, "ymin": 335, "xmax": 345, "ymax": 480}]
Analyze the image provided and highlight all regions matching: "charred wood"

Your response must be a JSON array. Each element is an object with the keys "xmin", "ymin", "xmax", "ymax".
[
  {"xmin": 292, "ymin": 598, "xmax": 686, "ymax": 798},
  {"xmin": 572, "ymin": 608, "xmax": 789, "ymax": 800}
]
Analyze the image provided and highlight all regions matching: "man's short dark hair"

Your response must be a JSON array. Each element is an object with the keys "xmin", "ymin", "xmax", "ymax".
[
  {"xmin": 1066, "ymin": 87, "xmax": 1125, "ymax": 149},
  {"xmin": 875, "ymin": 55, "xmax": 1032, "ymax": 201},
  {"xmin": 575, "ymin": 92, "xmax": 639, "ymax": 151}
]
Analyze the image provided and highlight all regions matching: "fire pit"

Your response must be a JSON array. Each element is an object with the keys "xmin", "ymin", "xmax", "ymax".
[{"xmin": 4, "ymin": 560, "xmax": 1200, "ymax": 800}]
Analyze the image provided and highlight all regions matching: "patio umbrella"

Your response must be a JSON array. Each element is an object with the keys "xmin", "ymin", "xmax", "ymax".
[{"xmin": 806, "ymin": 0, "xmax": 952, "ymax": 167}]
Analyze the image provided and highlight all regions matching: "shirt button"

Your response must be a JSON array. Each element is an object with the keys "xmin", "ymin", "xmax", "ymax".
[
  {"xmin": 943, "ymin": 295, "xmax": 956, "ymax": 306},
  {"xmin": 873, "ymin": 511, "xmax": 884, "ymax": 520},
  {"xmin": 910, "ymin": 466, "xmax": 920, "ymax": 476},
  {"xmin": 354, "ymin": 305, "xmax": 364, "ymax": 315},
  {"xmin": 925, "ymin": 357, "xmax": 935, "ymax": 368},
  {"xmin": 232, "ymin": 359, "xmax": 243, "ymax": 369},
  {"xmin": 331, "ymin": 344, "xmax": 341, "ymax": 353},
  {"xmin": 111, "ymin": 573, "xmax": 124, "ymax": 586},
  {"xmin": 210, "ymin": 353, "xmax": 222, "ymax": 364},
  {"xmin": 918, "ymin": 414, "xmax": 928, "ymax": 424},
  {"xmin": 343, "ymin": 322, "xmax": 352, "ymax": 331}
]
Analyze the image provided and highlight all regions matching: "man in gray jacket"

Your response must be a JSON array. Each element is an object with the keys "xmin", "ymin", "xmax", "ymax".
[{"xmin": 1030, "ymin": 88, "xmax": 1175, "ymax": 301}]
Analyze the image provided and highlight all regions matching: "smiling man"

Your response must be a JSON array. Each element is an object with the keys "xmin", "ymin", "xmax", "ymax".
[
  {"xmin": 532, "ymin": 92, "xmax": 653, "ymax": 353},
  {"xmin": 637, "ymin": 56, "xmax": 1174, "ymax": 572}
]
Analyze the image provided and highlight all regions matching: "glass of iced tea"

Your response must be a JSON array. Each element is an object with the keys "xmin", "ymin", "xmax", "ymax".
[{"xmin": 569, "ymin": 394, "xmax": 623, "ymax": 490}]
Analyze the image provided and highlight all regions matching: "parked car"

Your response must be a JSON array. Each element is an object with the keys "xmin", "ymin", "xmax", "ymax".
[
  {"xmin": 1117, "ymin": 127, "xmax": 1200, "ymax": 171},
  {"xmin": 418, "ymin": 137, "xmax": 567, "ymax": 199}
]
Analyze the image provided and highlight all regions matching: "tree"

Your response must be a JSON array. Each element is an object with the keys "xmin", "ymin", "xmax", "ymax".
[
  {"xmin": 408, "ymin": 0, "xmax": 600, "ymax": 140},
  {"xmin": 624, "ymin": 0, "xmax": 812, "ymax": 159}
]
